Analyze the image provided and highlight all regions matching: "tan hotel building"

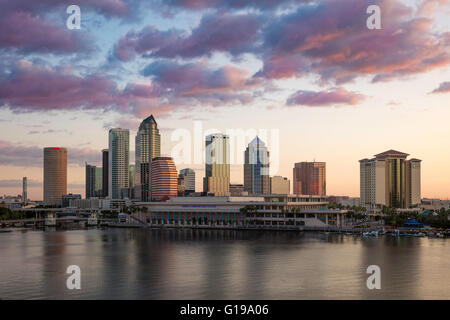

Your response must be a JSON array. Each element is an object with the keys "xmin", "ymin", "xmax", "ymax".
[{"xmin": 359, "ymin": 150, "xmax": 421, "ymax": 209}]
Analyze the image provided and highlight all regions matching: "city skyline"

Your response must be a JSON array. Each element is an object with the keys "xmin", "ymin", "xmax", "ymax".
[{"xmin": 0, "ymin": 0, "xmax": 449, "ymax": 200}]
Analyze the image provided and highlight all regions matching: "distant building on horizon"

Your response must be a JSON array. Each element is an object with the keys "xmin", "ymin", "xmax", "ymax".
[
  {"xmin": 43, "ymin": 147, "xmax": 67, "ymax": 206},
  {"xmin": 293, "ymin": 161, "xmax": 326, "ymax": 196},
  {"xmin": 108, "ymin": 128, "xmax": 129, "ymax": 199},
  {"xmin": 244, "ymin": 136, "xmax": 270, "ymax": 195},
  {"xmin": 102, "ymin": 149, "xmax": 109, "ymax": 198},
  {"xmin": 360, "ymin": 149, "xmax": 421, "ymax": 209},
  {"xmin": 151, "ymin": 156, "xmax": 177, "ymax": 201},
  {"xmin": 22, "ymin": 177, "xmax": 27, "ymax": 204},
  {"xmin": 270, "ymin": 176, "xmax": 290, "ymax": 194},
  {"xmin": 203, "ymin": 133, "xmax": 230, "ymax": 196},
  {"xmin": 135, "ymin": 115, "xmax": 161, "ymax": 202}
]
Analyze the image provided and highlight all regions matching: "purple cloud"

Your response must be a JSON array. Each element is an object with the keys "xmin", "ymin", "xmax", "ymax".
[
  {"xmin": 0, "ymin": 60, "xmax": 162, "ymax": 114},
  {"xmin": 141, "ymin": 60, "xmax": 260, "ymax": 108},
  {"xmin": 114, "ymin": 13, "xmax": 261, "ymax": 60},
  {"xmin": 431, "ymin": 81, "xmax": 450, "ymax": 94},
  {"xmin": 0, "ymin": 140, "xmax": 102, "ymax": 167},
  {"xmin": 163, "ymin": 0, "xmax": 306, "ymax": 10},
  {"xmin": 0, "ymin": 0, "xmax": 131, "ymax": 54},
  {"xmin": 286, "ymin": 87, "xmax": 364, "ymax": 107}
]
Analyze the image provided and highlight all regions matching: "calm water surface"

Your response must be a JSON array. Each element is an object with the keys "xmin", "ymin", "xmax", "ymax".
[{"xmin": 0, "ymin": 228, "xmax": 449, "ymax": 299}]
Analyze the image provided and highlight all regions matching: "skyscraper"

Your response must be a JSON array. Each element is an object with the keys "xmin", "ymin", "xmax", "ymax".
[
  {"xmin": 203, "ymin": 133, "xmax": 230, "ymax": 196},
  {"xmin": 135, "ymin": 115, "xmax": 161, "ymax": 201},
  {"xmin": 178, "ymin": 168, "xmax": 195, "ymax": 195},
  {"xmin": 95, "ymin": 167, "xmax": 102, "ymax": 197},
  {"xmin": 85, "ymin": 163, "xmax": 96, "ymax": 198},
  {"xmin": 151, "ymin": 157, "xmax": 177, "ymax": 201},
  {"xmin": 22, "ymin": 177, "xmax": 27, "ymax": 204},
  {"xmin": 102, "ymin": 149, "xmax": 109, "ymax": 198},
  {"xmin": 108, "ymin": 129, "xmax": 129, "ymax": 199},
  {"xmin": 293, "ymin": 162, "xmax": 326, "ymax": 196},
  {"xmin": 43, "ymin": 147, "xmax": 67, "ymax": 206},
  {"xmin": 359, "ymin": 150, "xmax": 421, "ymax": 209},
  {"xmin": 244, "ymin": 136, "xmax": 270, "ymax": 195}
]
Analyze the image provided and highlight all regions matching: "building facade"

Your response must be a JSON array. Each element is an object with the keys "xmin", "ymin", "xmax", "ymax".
[
  {"xmin": 359, "ymin": 150, "xmax": 421, "ymax": 209},
  {"xmin": 203, "ymin": 133, "xmax": 230, "ymax": 196},
  {"xmin": 178, "ymin": 168, "xmax": 195, "ymax": 195},
  {"xmin": 61, "ymin": 193, "xmax": 81, "ymax": 208},
  {"xmin": 244, "ymin": 136, "xmax": 270, "ymax": 195},
  {"xmin": 151, "ymin": 157, "xmax": 178, "ymax": 201},
  {"xmin": 108, "ymin": 129, "xmax": 129, "ymax": 199},
  {"xmin": 293, "ymin": 162, "xmax": 326, "ymax": 196},
  {"xmin": 135, "ymin": 115, "xmax": 161, "ymax": 202},
  {"xmin": 229, "ymin": 184, "xmax": 247, "ymax": 196},
  {"xmin": 102, "ymin": 149, "xmax": 109, "ymax": 198},
  {"xmin": 85, "ymin": 163, "xmax": 96, "ymax": 199},
  {"xmin": 270, "ymin": 176, "xmax": 290, "ymax": 194},
  {"xmin": 95, "ymin": 167, "xmax": 102, "ymax": 197},
  {"xmin": 43, "ymin": 147, "xmax": 67, "ymax": 206},
  {"xmin": 139, "ymin": 195, "xmax": 345, "ymax": 228}
]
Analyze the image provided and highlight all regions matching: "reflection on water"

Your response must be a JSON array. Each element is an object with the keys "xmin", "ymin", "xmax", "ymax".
[{"xmin": 0, "ymin": 228, "xmax": 449, "ymax": 299}]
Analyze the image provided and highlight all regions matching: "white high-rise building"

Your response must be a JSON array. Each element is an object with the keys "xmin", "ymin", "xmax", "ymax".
[
  {"xmin": 203, "ymin": 133, "xmax": 230, "ymax": 196},
  {"xmin": 359, "ymin": 150, "xmax": 421, "ymax": 209},
  {"xmin": 108, "ymin": 128, "xmax": 130, "ymax": 199}
]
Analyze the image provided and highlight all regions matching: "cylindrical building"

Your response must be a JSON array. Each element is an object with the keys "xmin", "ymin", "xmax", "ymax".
[
  {"xmin": 43, "ymin": 147, "xmax": 67, "ymax": 206},
  {"xmin": 151, "ymin": 157, "xmax": 177, "ymax": 201}
]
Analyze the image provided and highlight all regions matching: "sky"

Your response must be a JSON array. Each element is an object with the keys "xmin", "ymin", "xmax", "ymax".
[{"xmin": 0, "ymin": 0, "xmax": 449, "ymax": 200}]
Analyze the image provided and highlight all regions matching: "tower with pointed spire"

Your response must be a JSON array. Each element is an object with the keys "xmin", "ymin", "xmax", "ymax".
[
  {"xmin": 135, "ymin": 115, "xmax": 161, "ymax": 201},
  {"xmin": 244, "ymin": 136, "xmax": 270, "ymax": 195}
]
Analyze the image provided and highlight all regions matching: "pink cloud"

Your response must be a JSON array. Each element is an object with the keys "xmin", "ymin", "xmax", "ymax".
[
  {"xmin": 0, "ymin": 12, "xmax": 88, "ymax": 53},
  {"xmin": 258, "ymin": 0, "xmax": 450, "ymax": 83},
  {"xmin": 286, "ymin": 87, "xmax": 364, "ymax": 107}
]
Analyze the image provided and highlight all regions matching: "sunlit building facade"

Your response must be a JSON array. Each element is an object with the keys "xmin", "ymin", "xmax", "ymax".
[
  {"xmin": 203, "ymin": 133, "xmax": 230, "ymax": 196},
  {"xmin": 359, "ymin": 150, "xmax": 421, "ymax": 209},
  {"xmin": 293, "ymin": 162, "xmax": 326, "ymax": 196},
  {"xmin": 270, "ymin": 176, "xmax": 290, "ymax": 194},
  {"xmin": 43, "ymin": 147, "xmax": 67, "ymax": 206},
  {"xmin": 151, "ymin": 157, "xmax": 177, "ymax": 201}
]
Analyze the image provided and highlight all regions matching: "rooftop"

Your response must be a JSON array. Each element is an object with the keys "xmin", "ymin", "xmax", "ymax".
[{"xmin": 374, "ymin": 149, "xmax": 409, "ymax": 159}]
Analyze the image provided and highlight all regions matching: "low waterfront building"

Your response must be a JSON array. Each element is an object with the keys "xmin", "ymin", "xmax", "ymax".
[{"xmin": 138, "ymin": 194, "xmax": 346, "ymax": 227}]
